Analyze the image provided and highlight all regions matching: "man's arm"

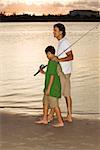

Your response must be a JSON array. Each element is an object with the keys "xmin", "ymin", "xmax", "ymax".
[
  {"xmin": 45, "ymin": 75, "xmax": 54, "ymax": 95},
  {"xmin": 58, "ymin": 50, "xmax": 74, "ymax": 62}
]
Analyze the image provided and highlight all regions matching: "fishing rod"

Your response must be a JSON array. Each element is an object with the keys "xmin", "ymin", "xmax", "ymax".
[{"xmin": 34, "ymin": 23, "xmax": 99, "ymax": 76}]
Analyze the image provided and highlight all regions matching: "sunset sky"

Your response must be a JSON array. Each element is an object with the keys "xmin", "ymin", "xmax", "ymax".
[{"xmin": 0, "ymin": 0, "xmax": 99, "ymax": 15}]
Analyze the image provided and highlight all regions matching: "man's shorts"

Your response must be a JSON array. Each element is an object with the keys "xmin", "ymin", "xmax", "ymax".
[
  {"xmin": 43, "ymin": 95, "xmax": 59, "ymax": 108},
  {"xmin": 57, "ymin": 64, "xmax": 71, "ymax": 97}
]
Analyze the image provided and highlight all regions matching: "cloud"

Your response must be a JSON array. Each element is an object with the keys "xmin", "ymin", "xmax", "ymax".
[
  {"xmin": 66, "ymin": 0, "xmax": 100, "ymax": 11},
  {"xmin": 0, "ymin": 3, "xmax": 5, "ymax": 9},
  {"xmin": 0, "ymin": 2, "xmax": 68, "ymax": 15},
  {"xmin": 0, "ymin": 0, "xmax": 99, "ymax": 15}
]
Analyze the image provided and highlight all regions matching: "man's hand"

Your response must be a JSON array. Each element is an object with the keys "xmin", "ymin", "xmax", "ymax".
[
  {"xmin": 57, "ymin": 50, "xmax": 74, "ymax": 62},
  {"xmin": 52, "ymin": 56, "xmax": 59, "ymax": 62}
]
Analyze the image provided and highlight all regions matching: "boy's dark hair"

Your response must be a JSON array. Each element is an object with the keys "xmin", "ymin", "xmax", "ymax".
[
  {"xmin": 45, "ymin": 46, "xmax": 55, "ymax": 54},
  {"xmin": 54, "ymin": 23, "xmax": 66, "ymax": 37}
]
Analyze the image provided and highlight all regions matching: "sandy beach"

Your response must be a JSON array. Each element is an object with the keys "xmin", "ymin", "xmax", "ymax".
[{"xmin": 0, "ymin": 112, "xmax": 100, "ymax": 150}]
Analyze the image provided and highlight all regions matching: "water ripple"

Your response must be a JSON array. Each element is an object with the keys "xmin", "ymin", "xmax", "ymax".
[
  {"xmin": 0, "ymin": 106, "xmax": 42, "ymax": 110},
  {"xmin": 0, "ymin": 93, "xmax": 43, "ymax": 98},
  {"xmin": 0, "ymin": 93, "xmax": 20, "ymax": 97}
]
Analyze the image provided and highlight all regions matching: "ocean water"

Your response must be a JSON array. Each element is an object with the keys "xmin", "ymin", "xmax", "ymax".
[{"xmin": 0, "ymin": 22, "xmax": 100, "ymax": 119}]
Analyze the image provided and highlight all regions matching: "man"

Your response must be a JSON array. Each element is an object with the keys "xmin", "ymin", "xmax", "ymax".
[{"xmin": 48, "ymin": 23, "xmax": 74, "ymax": 122}]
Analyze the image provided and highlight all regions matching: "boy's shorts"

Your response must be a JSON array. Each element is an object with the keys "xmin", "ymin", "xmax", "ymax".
[
  {"xmin": 57, "ymin": 64, "xmax": 71, "ymax": 97},
  {"xmin": 43, "ymin": 95, "xmax": 59, "ymax": 108}
]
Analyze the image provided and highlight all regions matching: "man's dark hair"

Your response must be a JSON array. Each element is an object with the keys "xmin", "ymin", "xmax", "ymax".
[
  {"xmin": 45, "ymin": 46, "xmax": 55, "ymax": 54},
  {"xmin": 54, "ymin": 23, "xmax": 66, "ymax": 37}
]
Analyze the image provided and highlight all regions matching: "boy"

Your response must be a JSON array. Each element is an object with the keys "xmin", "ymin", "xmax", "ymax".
[{"xmin": 35, "ymin": 46, "xmax": 64, "ymax": 127}]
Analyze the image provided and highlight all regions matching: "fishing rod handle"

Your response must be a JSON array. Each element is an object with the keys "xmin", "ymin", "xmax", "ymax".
[{"xmin": 34, "ymin": 65, "xmax": 47, "ymax": 76}]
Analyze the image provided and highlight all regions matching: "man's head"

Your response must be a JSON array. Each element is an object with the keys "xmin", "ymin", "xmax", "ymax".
[
  {"xmin": 45, "ymin": 46, "xmax": 55, "ymax": 60},
  {"xmin": 53, "ymin": 23, "xmax": 66, "ymax": 40}
]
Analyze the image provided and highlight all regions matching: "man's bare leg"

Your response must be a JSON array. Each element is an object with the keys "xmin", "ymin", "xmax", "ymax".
[{"xmin": 64, "ymin": 96, "xmax": 72, "ymax": 122}]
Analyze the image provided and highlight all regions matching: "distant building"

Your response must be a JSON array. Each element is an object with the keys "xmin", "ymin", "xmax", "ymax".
[{"xmin": 69, "ymin": 10, "xmax": 99, "ymax": 17}]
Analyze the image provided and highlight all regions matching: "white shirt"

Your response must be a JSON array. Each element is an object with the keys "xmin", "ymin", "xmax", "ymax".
[{"xmin": 57, "ymin": 37, "xmax": 72, "ymax": 74}]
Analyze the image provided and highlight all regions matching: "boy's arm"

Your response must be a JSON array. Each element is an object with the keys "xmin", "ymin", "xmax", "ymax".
[{"xmin": 45, "ymin": 75, "xmax": 54, "ymax": 96}]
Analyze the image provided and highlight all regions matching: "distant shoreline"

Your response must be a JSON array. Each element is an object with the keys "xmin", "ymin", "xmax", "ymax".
[
  {"xmin": 0, "ymin": 15, "xmax": 100, "ymax": 22},
  {"xmin": 0, "ymin": 19, "xmax": 100, "ymax": 22},
  {"xmin": 1, "ymin": 9, "xmax": 100, "ymax": 22},
  {"xmin": 0, "ymin": 20, "xmax": 100, "ymax": 22}
]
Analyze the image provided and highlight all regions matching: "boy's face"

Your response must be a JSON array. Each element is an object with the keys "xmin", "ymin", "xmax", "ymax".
[
  {"xmin": 46, "ymin": 52, "xmax": 54, "ymax": 60},
  {"xmin": 53, "ymin": 27, "xmax": 62, "ymax": 39}
]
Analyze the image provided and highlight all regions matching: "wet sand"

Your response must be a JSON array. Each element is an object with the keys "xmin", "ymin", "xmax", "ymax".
[{"xmin": 0, "ymin": 112, "xmax": 100, "ymax": 150}]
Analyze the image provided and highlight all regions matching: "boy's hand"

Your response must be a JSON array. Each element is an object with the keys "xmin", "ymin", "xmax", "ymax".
[
  {"xmin": 45, "ymin": 88, "xmax": 50, "ymax": 96},
  {"xmin": 39, "ymin": 68, "xmax": 45, "ymax": 74}
]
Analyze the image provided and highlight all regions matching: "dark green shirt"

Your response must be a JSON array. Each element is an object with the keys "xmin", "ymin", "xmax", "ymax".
[{"xmin": 44, "ymin": 60, "xmax": 61, "ymax": 98}]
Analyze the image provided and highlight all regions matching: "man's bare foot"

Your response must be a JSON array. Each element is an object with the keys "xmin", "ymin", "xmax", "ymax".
[
  {"xmin": 52, "ymin": 123, "xmax": 64, "ymax": 128},
  {"xmin": 63, "ymin": 115, "xmax": 73, "ymax": 123},
  {"xmin": 35, "ymin": 120, "xmax": 48, "ymax": 124}
]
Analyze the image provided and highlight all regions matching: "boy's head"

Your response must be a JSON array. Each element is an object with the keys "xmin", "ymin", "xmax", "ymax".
[
  {"xmin": 45, "ymin": 46, "xmax": 55, "ymax": 60},
  {"xmin": 53, "ymin": 23, "xmax": 66, "ymax": 39}
]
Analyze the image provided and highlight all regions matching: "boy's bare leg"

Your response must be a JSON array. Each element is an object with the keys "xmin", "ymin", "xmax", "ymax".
[
  {"xmin": 52, "ymin": 107, "xmax": 64, "ymax": 127},
  {"xmin": 64, "ymin": 96, "xmax": 72, "ymax": 122},
  {"xmin": 49, "ymin": 96, "xmax": 72, "ymax": 122},
  {"xmin": 35, "ymin": 104, "xmax": 48, "ymax": 124},
  {"xmin": 48, "ymin": 108, "xmax": 55, "ymax": 121}
]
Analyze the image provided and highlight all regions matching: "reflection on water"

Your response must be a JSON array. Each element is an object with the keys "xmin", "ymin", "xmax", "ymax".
[{"xmin": 0, "ymin": 22, "xmax": 100, "ymax": 119}]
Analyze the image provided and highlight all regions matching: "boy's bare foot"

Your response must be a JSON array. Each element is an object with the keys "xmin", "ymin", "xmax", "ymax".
[
  {"xmin": 52, "ymin": 123, "xmax": 64, "ymax": 128},
  {"xmin": 63, "ymin": 115, "xmax": 73, "ymax": 123},
  {"xmin": 48, "ymin": 115, "xmax": 53, "ymax": 122},
  {"xmin": 35, "ymin": 120, "xmax": 48, "ymax": 125}
]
